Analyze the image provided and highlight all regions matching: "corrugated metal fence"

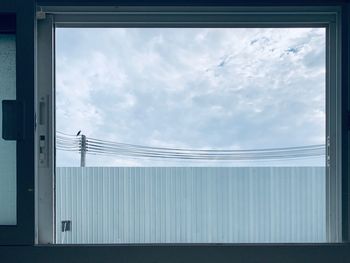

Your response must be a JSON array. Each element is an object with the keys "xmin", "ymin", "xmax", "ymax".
[{"xmin": 56, "ymin": 167, "xmax": 326, "ymax": 243}]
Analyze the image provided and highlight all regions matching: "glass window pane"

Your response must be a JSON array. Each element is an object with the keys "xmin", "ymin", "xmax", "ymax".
[
  {"xmin": 0, "ymin": 34, "xmax": 16, "ymax": 225},
  {"xmin": 56, "ymin": 28, "xmax": 326, "ymax": 243}
]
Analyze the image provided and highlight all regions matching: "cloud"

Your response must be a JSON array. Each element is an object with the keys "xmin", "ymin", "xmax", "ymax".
[{"xmin": 56, "ymin": 28, "xmax": 326, "ymax": 167}]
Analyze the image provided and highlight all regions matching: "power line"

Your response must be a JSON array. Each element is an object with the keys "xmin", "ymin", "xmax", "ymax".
[{"xmin": 56, "ymin": 131, "xmax": 325, "ymax": 162}]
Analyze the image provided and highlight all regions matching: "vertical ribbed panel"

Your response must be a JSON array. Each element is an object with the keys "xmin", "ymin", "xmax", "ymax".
[{"xmin": 56, "ymin": 167, "xmax": 326, "ymax": 244}]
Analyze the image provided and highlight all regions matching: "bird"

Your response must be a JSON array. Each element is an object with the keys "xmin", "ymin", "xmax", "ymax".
[{"xmin": 76, "ymin": 130, "xmax": 81, "ymax": 136}]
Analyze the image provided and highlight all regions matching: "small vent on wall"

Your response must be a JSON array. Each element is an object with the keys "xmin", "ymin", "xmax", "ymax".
[{"xmin": 61, "ymin": 220, "xmax": 71, "ymax": 232}]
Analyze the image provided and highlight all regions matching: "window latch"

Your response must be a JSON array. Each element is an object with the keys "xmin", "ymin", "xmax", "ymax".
[{"xmin": 326, "ymin": 135, "xmax": 330, "ymax": 167}]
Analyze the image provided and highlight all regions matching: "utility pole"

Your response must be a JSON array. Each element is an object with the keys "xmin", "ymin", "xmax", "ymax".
[{"xmin": 80, "ymin": 134, "xmax": 87, "ymax": 167}]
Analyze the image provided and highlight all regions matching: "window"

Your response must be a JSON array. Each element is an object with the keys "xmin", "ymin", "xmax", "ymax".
[
  {"xmin": 36, "ymin": 6, "xmax": 343, "ymax": 249},
  {"xmin": 0, "ymin": 2, "xmax": 349, "ymax": 263},
  {"xmin": 55, "ymin": 27, "xmax": 328, "ymax": 244},
  {"xmin": 0, "ymin": 10, "xmax": 34, "ymax": 245},
  {"xmin": 0, "ymin": 33, "xmax": 16, "ymax": 225}
]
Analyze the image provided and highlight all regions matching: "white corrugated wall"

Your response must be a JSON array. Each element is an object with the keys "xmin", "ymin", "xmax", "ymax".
[{"xmin": 56, "ymin": 167, "xmax": 326, "ymax": 243}]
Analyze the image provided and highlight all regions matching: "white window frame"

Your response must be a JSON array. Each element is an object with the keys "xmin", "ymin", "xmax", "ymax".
[{"xmin": 35, "ymin": 5, "xmax": 343, "ymax": 245}]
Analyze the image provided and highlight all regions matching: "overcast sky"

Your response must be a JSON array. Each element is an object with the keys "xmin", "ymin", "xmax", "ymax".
[{"xmin": 55, "ymin": 27, "xmax": 325, "ymax": 167}]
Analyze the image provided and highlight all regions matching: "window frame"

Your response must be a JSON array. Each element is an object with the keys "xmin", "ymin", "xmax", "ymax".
[
  {"xmin": 35, "ymin": 5, "xmax": 344, "ymax": 246},
  {"xmin": 0, "ymin": 0, "xmax": 36, "ymax": 246},
  {"xmin": 0, "ymin": 2, "xmax": 348, "ymax": 262}
]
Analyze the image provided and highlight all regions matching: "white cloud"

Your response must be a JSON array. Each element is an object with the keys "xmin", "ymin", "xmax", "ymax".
[{"xmin": 56, "ymin": 28, "xmax": 326, "ymax": 167}]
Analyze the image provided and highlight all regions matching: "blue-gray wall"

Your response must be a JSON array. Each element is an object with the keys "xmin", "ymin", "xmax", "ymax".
[{"xmin": 56, "ymin": 167, "xmax": 326, "ymax": 243}]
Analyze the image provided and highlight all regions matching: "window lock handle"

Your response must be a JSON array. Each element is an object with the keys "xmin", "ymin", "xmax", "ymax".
[{"xmin": 2, "ymin": 100, "xmax": 24, "ymax": 141}]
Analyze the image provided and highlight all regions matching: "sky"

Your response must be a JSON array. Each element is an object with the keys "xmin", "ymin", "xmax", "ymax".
[{"xmin": 55, "ymin": 27, "xmax": 326, "ymax": 167}]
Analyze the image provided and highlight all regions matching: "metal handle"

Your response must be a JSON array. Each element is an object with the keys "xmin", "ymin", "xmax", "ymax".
[{"xmin": 2, "ymin": 100, "xmax": 24, "ymax": 140}]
